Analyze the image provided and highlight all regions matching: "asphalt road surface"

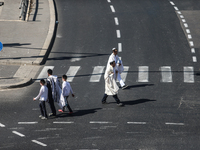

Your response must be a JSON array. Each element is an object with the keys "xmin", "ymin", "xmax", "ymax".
[{"xmin": 1, "ymin": 0, "xmax": 200, "ymax": 149}]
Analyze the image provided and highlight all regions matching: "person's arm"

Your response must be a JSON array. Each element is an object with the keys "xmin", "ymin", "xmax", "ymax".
[
  {"xmin": 69, "ymin": 84, "xmax": 74, "ymax": 97},
  {"xmin": 33, "ymin": 87, "xmax": 43, "ymax": 100}
]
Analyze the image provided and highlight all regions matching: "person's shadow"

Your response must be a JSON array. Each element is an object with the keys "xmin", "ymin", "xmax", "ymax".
[
  {"xmin": 109, "ymin": 99, "xmax": 156, "ymax": 106},
  {"xmin": 122, "ymin": 84, "xmax": 154, "ymax": 89},
  {"xmin": 56, "ymin": 108, "xmax": 102, "ymax": 118}
]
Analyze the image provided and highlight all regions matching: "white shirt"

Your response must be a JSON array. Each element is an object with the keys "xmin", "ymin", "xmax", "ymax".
[
  {"xmin": 62, "ymin": 81, "xmax": 73, "ymax": 97},
  {"xmin": 107, "ymin": 53, "xmax": 122, "ymax": 67},
  {"xmin": 34, "ymin": 85, "xmax": 48, "ymax": 101}
]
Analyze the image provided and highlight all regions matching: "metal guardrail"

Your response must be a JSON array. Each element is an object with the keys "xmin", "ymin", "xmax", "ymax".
[{"xmin": 19, "ymin": 0, "xmax": 28, "ymax": 21}]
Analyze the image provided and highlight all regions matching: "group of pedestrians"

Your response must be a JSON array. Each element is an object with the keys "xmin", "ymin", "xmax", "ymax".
[
  {"xmin": 33, "ymin": 47, "xmax": 127, "ymax": 120},
  {"xmin": 33, "ymin": 70, "xmax": 75, "ymax": 120}
]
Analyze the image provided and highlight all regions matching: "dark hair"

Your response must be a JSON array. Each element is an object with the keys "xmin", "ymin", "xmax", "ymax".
[
  {"xmin": 40, "ymin": 79, "xmax": 45, "ymax": 85},
  {"xmin": 47, "ymin": 69, "xmax": 53, "ymax": 75},
  {"xmin": 62, "ymin": 74, "xmax": 67, "ymax": 80},
  {"xmin": 110, "ymin": 61, "xmax": 115, "ymax": 65}
]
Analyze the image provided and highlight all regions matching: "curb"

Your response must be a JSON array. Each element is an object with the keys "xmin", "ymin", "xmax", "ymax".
[{"xmin": 0, "ymin": 78, "xmax": 33, "ymax": 89}]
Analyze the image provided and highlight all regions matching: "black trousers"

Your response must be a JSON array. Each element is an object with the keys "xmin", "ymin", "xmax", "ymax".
[
  {"xmin": 64, "ymin": 96, "xmax": 73, "ymax": 112},
  {"xmin": 39, "ymin": 101, "xmax": 48, "ymax": 118},
  {"xmin": 48, "ymin": 98, "xmax": 56, "ymax": 115},
  {"xmin": 102, "ymin": 94, "xmax": 120, "ymax": 104}
]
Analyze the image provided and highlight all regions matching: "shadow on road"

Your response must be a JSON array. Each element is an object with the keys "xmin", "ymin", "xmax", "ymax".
[
  {"xmin": 122, "ymin": 99, "xmax": 156, "ymax": 105},
  {"xmin": 123, "ymin": 84, "xmax": 154, "ymax": 89}
]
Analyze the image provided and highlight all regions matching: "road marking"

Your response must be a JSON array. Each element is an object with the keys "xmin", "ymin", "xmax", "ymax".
[
  {"xmin": 186, "ymin": 29, "xmax": 190, "ymax": 33},
  {"xmin": 90, "ymin": 66, "xmax": 105, "ymax": 82},
  {"xmin": 160, "ymin": 66, "xmax": 172, "ymax": 82},
  {"xmin": 177, "ymin": 11, "xmax": 181, "ymax": 14},
  {"xmin": 193, "ymin": 56, "xmax": 197, "ymax": 62},
  {"xmin": 180, "ymin": 15, "xmax": 184, "ymax": 18},
  {"xmin": 121, "ymin": 66, "xmax": 129, "ymax": 82},
  {"xmin": 118, "ymin": 43, "xmax": 122, "ymax": 52},
  {"xmin": 170, "ymin": 1, "xmax": 175, "ymax": 5},
  {"xmin": 36, "ymin": 66, "xmax": 54, "ymax": 82},
  {"xmin": 165, "ymin": 122, "xmax": 184, "ymax": 126},
  {"xmin": 32, "ymin": 140, "xmax": 47, "ymax": 147},
  {"xmin": 127, "ymin": 122, "xmax": 147, "ymax": 125},
  {"xmin": 188, "ymin": 34, "xmax": 192, "ymax": 39},
  {"xmin": 191, "ymin": 48, "xmax": 195, "ymax": 53},
  {"xmin": 107, "ymin": 0, "xmax": 111, "ymax": 3},
  {"xmin": 138, "ymin": 66, "xmax": 149, "ymax": 82},
  {"xmin": 114, "ymin": 17, "xmax": 119, "ymax": 25},
  {"xmin": 110, "ymin": 5, "xmax": 115, "ymax": 13},
  {"xmin": 189, "ymin": 41, "xmax": 194, "ymax": 47},
  {"xmin": 116, "ymin": 30, "xmax": 121, "ymax": 38},
  {"xmin": 184, "ymin": 67, "xmax": 194, "ymax": 83},
  {"xmin": 12, "ymin": 131, "xmax": 25, "ymax": 137},
  {"xmin": 53, "ymin": 121, "xmax": 74, "ymax": 124},
  {"xmin": 90, "ymin": 121, "xmax": 112, "ymax": 124},
  {"xmin": 174, "ymin": 6, "xmax": 178, "ymax": 10},
  {"xmin": 66, "ymin": 66, "xmax": 80, "ymax": 82},
  {"xmin": 0, "ymin": 123, "xmax": 5, "ymax": 127},
  {"xmin": 182, "ymin": 19, "xmax": 186, "ymax": 22},
  {"xmin": 184, "ymin": 23, "xmax": 188, "ymax": 28},
  {"xmin": 18, "ymin": 122, "xmax": 38, "ymax": 124}
]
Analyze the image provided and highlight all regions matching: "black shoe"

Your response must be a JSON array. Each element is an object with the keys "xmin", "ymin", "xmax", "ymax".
[
  {"xmin": 102, "ymin": 101, "xmax": 109, "ymax": 104},
  {"xmin": 122, "ymin": 85, "xmax": 128, "ymax": 90},
  {"xmin": 49, "ymin": 113, "xmax": 56, "ymax": 117}
]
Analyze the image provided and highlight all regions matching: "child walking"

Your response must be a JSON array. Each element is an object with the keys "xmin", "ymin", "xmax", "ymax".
[
  {"xmin": 33, "ymin": 79, "xmax": 48, "ymax": 120},
  {"xmin": 60, "ymin": 75, "xmax": 75, "ymax": 114}
]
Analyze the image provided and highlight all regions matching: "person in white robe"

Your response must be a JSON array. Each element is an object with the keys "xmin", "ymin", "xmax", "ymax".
[
  {"xmin": 102, "ymin": 61, "xmax": 123, "ymax": 106},
  {"xmin": 107, "ymin": 48, "xmax": 128, "ymax": 89}
]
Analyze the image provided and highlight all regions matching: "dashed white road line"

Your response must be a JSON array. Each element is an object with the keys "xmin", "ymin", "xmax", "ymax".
[
  {"xmin": 118, "ymin": 43, "xmax": 122, "ymax": 52},
  {"xmin": 107, "ymin": 0, "xmax": 111, "ymax": 3},
  {"xmin": 189, "ymin": 41, "xmax": 194, "ymax": 47},
  {"xmin": 12, "ymin": 131, "xmax": 25, "ymax": 137},
  {"xmin": 184, "ymin": 23, "xmax": 188, "ymax": 28},
  {"xmin": 165, "ymin": 122, "xmax": 184, "ymax": 126},
  {"xmin": 110, "ymin": 5, "xmax": 115, "ymax": 13},
  {"xmin": 191, "ymin": 48, "xmax": 195, "ymax": 53},
  {"xmin": 170, "ymin": 1, "xmax": 175, "ymax": 5},
  {"xmin": 180, "ymin": 15, "xmax": 184, "ymax": 18},
  {"xmin": 116, "ymin": 30, "xmax": 121, "ymax": 38},
  {"xmin": 188, "ymin": 34, "xmax": 192, "ymax": 39},
  {"xmin": 18, "ymin": 122, "xmax": 38, "ymax": 124},
  {"xmin": 186, "ymin": 29, "xmax": 190, "ymax": 33},
  {"xmin": 193, "ymin": 56, "xmax": 197, "ymax": 62},
  {"xmin": 0, "ymin": 123, "xmax": 5, "ymax": 127},
  {"xmin": 90, "ymin": 121, "xmax": 112, "ymax": 124},
  {"xmin": 32, "ymin": 140, "xmax": 47, "ymax": 147},
  {"xmin": 114, "ymin": 17, "xmax": 119, "ymax": 25},
  {"xmin": 177, "ymin": 11, "xmax": 181, "ymax": 14},
  {"xmin": 182, "ymin": 19, "xmax": 186, "ymax": 22},
  {"xmin": 174, "ymin": 6, "xmax": 178, "ymax": 11},
  {"xmin": 53, "ymin": 121, "xmax": 74, "ymax": 124},
  {"xmin": 127, "ymin": 122, "xmax": 147, "ymax": 125}
]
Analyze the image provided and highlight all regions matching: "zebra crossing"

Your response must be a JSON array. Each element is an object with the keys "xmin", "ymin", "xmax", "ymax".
[{"xmin": 36, "ymin": 66, "xmax": 196, "ymax": 83}]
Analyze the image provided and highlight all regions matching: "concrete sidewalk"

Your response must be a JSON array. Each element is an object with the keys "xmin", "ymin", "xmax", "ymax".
[{"xmin": 0, "ymin": 0, "xmax": 56, "ymax": 89}]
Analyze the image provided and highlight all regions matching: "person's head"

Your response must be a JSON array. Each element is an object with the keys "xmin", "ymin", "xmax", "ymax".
[
  {"xmin": 40, "ymin": 79, "xmax": 45, "ymax": 86},
  {"xmin": 62, "ymin": 74, "xmax": 67, "ymax": 81},
  {"xmin": 112, "ymin": 48, "xmax": 118, "ymax": 56},
  {"xmin": 110, "ymin": 61, "xmax": 116, "ymax": 67},
  {"xmin": 47, "ymin": 69, "xmax": 53, "ymax": 76}
]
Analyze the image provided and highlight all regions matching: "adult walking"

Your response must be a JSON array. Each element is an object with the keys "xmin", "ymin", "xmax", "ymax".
[
  {"xmin": 102, "ymin": 61, "xmax": 123, "ymax": 106},
  {"xmin": 107, "ymin": 48, "xmax": 128, "ymax": 90}
]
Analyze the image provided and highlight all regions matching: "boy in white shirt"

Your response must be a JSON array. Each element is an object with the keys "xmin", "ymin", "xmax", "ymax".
[
  {"xmin": 33, "ymin": 79, "xmax": 48, "ymax": 120},
  {"xmin": 61, "ymin": 75, "xmax": 75, "ymax": 114}
]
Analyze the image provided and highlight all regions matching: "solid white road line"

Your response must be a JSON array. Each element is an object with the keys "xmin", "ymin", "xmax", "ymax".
[
  {"xmin": 12, "ymin": 131, "xmax": 25, "ymax": 137},
  {"xmin": 191, "ymin": 48, "xmax": 195, "ymax": 53},
  {"xmin": 184, "ymin": 67, "xmax": 194, "ymax": 83},
  {"xmin": 138, "ymin": 66, "xmax": 149, "ymax": 82},
  {"xmin": 110, "ymin": 5, "xmax": 115, "ymax": 13},
  {"xmin": 193, "ymin": 56, "xmax": 197, "ymax": 62},
  {"xmin": 184, "ymin": 23, "xmax": 188, "ymax": 28},
  {"xmin": 53, "ymin": 121, "xmax": 74, "ymax": 124},
  {"xmin": 165, "ymin": 122, "xmax": 184, "ymax": 126},
  {"xmin": 90, "ymin": 121, "xmax": 112, "ymax": 124},
  {"xmin": 127, "ymin": 122, "xmax": 147, "ymax": 125},
  {"xmin": 189, "ymin": 41, "xmax": 194, "ymax": 47},
  {"xmin": 32, "ymin": 140, "xmax": 47, "ymax": 147},
  {"xmin": 118, "ymin": 43, "xmax": 122, "ymax": 52},
  {"xmin": 18, "ymin": 122, "xmax": 38, "ymax": 124},
  {"xmin": 188, "ymin": 34, "xmax": 192, "ymax": 39},
  {"xmin": 174, "ymin": 6, "xmax": 178, "ymax": 11},
  {"xmin": 66, "ymin": 66, "xmax": 80, "ymax": 82},
  {"xmin": 0, "ymin": 123, "xmax": 5, "ymax": 127},
  {"xmin": 114, "ymin": 17, "xmax": 119, "ymax": 25},
  {"xmin": 121, "ymin": 66, "xmax": 129, "ymax": 82},
  {"xmin": 186, "ymin": 29, "xmax": 190, "ymax": 33},
  {"xmin": 90, "ymin": 66, "xmax": 105, "ymax": 82},
  {"xmin": 36, "ymin": 66, "xmax": 54, "ymax": 82},
  {"xmin": 160, "ymin": 66, "xmax": 172, "ymax": 82},
  {"xmin": 116, "ymin": 30, "xmax": 121, "ymax": 38}
]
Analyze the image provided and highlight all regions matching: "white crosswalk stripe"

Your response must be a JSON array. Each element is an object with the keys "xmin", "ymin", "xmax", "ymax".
[
  {"xmin": 36, "ymin": 66, "xmax": 54, "ymax": 82},
  {"xmin": 138, "ymin": 66, "xmax": 149, "ymax": 82},
  {"xmin": 160, "ymin": 66, "xmax": 172, "ymax": 82},
  {"xmin": 66, "ymin": 66, "xmax": 81, "ymax": 82},
  {"xmin": 90, "ymin": 66, "xmax": 105, "ymax": 82},
  {"xmin": 120, "ymin": 66, "xmax": 129, "ymax": 82},
  {"xmin": 184, "ymin": 67, "xmax": 194, "ymax": 83}
]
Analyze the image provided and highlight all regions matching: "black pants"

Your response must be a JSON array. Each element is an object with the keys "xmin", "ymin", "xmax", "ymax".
[
  {"xmin": 64, "ymin": 96, "xmax": 73, "ymax": 112},
  {"xmin": 102, "ymin": 94, "xmax": 120, "ymax": 104},
  {"xmin": 39, "ymin": 101, "xmax": 48, "ymax": 118},
  {"xmin": 48, "ymin": 98, "xmax": 56, "ymax": 115}
]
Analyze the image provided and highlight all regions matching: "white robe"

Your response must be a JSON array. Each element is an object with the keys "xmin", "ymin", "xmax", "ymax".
[
  {"xmin": 47, "ymin": 75, "xmax": 66, "ymax": 108},
  {"xmin": 104, "ymin": 65, "xmax": 119, "ymax": 95},
  {"xmin": 107, "ymin": 53, "xmax": 124, "ymax": 74}
]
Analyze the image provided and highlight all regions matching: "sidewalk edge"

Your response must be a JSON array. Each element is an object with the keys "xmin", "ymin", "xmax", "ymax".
[{"xmin": 0, "ymin": 78, "xmax": 33, "ymax": 89}]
